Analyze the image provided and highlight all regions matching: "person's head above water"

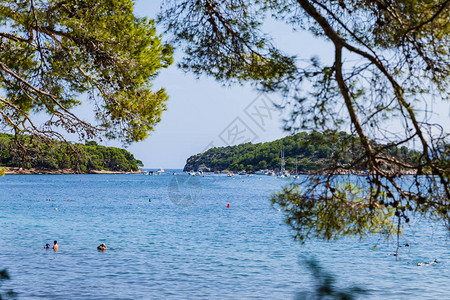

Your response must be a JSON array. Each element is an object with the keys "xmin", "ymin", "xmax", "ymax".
[
  {"xmin": 97, "ymin": 243, "xmax": 107, "ymax": 250},
  {"xmin": 53, "ymin": 240, "xmax": 59, "ymax": 250}
]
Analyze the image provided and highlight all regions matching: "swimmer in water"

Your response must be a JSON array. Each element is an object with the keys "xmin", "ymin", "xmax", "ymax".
[
  {"xmin": 45, "ymin": 243, "xmax": 51, "ymax": 249},
  {"xmin": 97, "ymin": 243, "xmax": 107, "ymax": 251},
  {"xmin": 53, "ymin": 240, "xmax": 59, "ymax": 251},
  {"xmin": 418, "ymin": 259, "xmax": 438, "ymax": 266}
]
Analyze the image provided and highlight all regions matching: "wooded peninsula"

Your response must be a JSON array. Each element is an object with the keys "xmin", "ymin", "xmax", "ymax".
[
  {"xmin": 184, "ymin": 131, "xmax": 422, "ymax": 174},
  {"xmin": 0, "ymin": 133, "xmax": 142, "ymax": 174}
]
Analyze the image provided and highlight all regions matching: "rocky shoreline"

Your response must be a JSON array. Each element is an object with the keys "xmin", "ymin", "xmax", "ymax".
[{"xmin": 2, "ymin": 167, "xmax": 142, "ymax": 175}]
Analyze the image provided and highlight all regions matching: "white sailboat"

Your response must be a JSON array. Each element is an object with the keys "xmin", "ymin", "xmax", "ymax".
[{"xmin": 277, "ymin": 147, "xmax": 289, "ymax": 177}]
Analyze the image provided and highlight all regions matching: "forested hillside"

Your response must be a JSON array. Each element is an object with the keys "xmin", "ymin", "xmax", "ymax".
[
  {"xmin": 184, "ymin": 131, "xmax": 422, "ymax": 173},
  {"xmin": 0, "ymin": 133, "xmax": 142, "ymax": 172}
]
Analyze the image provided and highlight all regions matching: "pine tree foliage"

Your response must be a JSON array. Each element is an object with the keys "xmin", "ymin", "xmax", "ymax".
[{"xmin": 0, "ymin": 0, "xmax": 173, "ymax": 144}]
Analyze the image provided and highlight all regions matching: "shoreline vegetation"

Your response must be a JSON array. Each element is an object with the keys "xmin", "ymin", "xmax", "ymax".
[
  {"xmin": 0, "ymin": 133, "xmax": 143, "ymax": 174},
  {"xmin": 184, "ymin": 131, "xmax": 422, "ymax": 175}
]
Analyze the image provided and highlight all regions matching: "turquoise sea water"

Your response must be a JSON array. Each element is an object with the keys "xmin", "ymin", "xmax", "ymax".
[{"xmin": 0, "ymin": 173, "xmax": 448, "ymax": 299}]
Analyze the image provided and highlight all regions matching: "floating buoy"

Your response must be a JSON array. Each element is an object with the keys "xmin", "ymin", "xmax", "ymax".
[
  {"xmin": 242, "ymin": 180, "xmax": 244, "ymax": 182},
  {"xmin": 149, "ymin": 198, "xmax": 152, "ymax": 202},
  {"xmin": 227, "ymin": 204, "xmax": 230, "ymax": 208}
]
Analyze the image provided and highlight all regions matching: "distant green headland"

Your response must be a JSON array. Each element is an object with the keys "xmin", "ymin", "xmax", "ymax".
[
  {"xmin": 184, "ymin": 131, "xmax": 421, "ymax": 173},
  {"xmin": 0, "ymin": 133, "xmax": 142, "ymax": 174}
]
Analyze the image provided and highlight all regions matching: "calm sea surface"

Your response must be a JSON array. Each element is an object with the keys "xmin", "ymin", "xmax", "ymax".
[{"xmin": 0, "ymin": 173, "xmax": 448, "ymax": 299}]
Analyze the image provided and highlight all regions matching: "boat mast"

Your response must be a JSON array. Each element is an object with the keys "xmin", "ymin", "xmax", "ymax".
[{"xmin": 281, "ymin": 147, "xmax": 285, "ymax": 173}]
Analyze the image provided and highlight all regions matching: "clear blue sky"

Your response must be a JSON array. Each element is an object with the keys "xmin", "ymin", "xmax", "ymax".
[{"xmin": 67, "ymin": 1, "xmax": 449, "ymax": 169}]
